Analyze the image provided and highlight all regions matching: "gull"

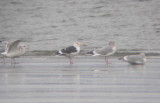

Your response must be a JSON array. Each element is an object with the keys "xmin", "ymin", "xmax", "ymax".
[
  {"xmin": 57, "ymin": 42, "xmax": 83, "ymax": 64},
  {"xmin": 1, "ymin": 39, "xmax": 27, "ymax": 65},
  {"xmin": 88, "ymin": 41, "xmax": 116, "ymax": 65},
  {"xmin": 119, "ymin": 53, "xmax": 146, "ymax": 65}
]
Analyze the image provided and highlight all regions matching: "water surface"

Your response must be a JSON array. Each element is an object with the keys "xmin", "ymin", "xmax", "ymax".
[{"xmin": 0, "ymin": 0, "xmax": 160, "ymax": 52}]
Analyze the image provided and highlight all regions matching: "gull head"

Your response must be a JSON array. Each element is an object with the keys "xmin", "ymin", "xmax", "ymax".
[
  {"xmin": 19, "ymin": 44, "xmax": 27, "ymax": 51},
  {"xmin": 109, "ymin": 41, "xmax": 115, "ymax": 47},
  {"xmin": 73, "ymin": 42, "xmax": 84, "ymax": 47}
]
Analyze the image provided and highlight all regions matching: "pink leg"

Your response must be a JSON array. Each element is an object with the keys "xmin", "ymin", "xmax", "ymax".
[
  {"xmin": 105, "ymin": 57, "xmax": 111, "ymax": 65},
  {"xmin": 105, "ymin": 57, "xmax": 108, "ymax": 65},
  {"xmin": 11, "ymin": 58, "xmax": 19, "ymax": 65},
  {"xmin": 69, "ymin": 57, "xmax": 73, "ymax": 65}
]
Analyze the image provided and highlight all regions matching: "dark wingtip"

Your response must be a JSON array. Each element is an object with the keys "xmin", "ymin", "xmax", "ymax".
[
  {"xmin": 118, "ymin": 58, "xmax": 124, "ymax": 60},
  {"xmin": 55, "ymin": 51, "xmax": 66, "ymax": 56},
  {"xmin": 55, "ymin": 51, "xmax": 60, "ymax": 55},
  {"xmin": 87, "ymin": 50, "xmax": 94, "ymax": 54}
]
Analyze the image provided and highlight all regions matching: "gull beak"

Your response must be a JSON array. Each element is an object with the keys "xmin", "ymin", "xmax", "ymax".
[
  {"xmin": 83, "ymin": 44, "xmax": 87, "ymax": 46},
  {"xmin": 80, "ymin": 43, "xmax": 87, "ymax": 46},
  {"xmin": 26, "ymin": 45, "xmax": 29, "ymax": 49}
]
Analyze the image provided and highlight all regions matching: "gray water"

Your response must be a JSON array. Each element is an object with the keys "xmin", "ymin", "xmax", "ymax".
[{"xmin": 0, "ymin": 0, "xmax": 160, "ymax": 52}]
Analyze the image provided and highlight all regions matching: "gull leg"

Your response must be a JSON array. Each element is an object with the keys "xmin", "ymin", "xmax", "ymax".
[
  {"xmin": 11, "ymin": 58, "xmax": 13, "ymax": 65},
  {"xmin": 105, "ymin": 57, "xmax": 108, "ymax": 65},
  {"xmin": 71, "ymin": 58, "xmax": 74, "ymax": 64},
  {"xmin": 13, "ymin": 58, "xmax": 18, "ymax": 64},
  {"xmin": 69, "ymin": 57, "xmax": 73, "ymax": 65},
  {"xmin": 69, "ymin": 57, "xmax": 71, "ymax": 64},
  {"xmin": 2, "ymin": 56, "xmax": 5, "ymax": 65},
  {"xmin": 11, "ymin": 58, "xmax": 16, "ymax": 66},
  {"xmin": 108, "ymin": 57, "xmax": 112, "ymax": 65},
  {"xmin": 107, "ymin": 57, "xmax": 109, "ymax": 64},
  {"xmin": 12, "ymin": 58, "xmax": 15, "ymax": 66},
  {"xmin": 105, "ymin": 57, "xmax": 111, "ymax": 65},
  {"xmin": 11, "ymin": 58, "xmax": 16, "ymax": 65}
]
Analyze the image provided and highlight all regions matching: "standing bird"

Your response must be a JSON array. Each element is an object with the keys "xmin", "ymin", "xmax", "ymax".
[
  {"xmin": 119, "ymin": 53, "xmax": 146, "ymax": 65},
  {"xmin": 88, "ymin": 41, "xmax": 116, "ymax": 65},
  {"xmin": 57, "ymin": 42, "xmax": 83, "ymax": 64},
  {"xmin": 1, "ymin": 39, "xmax": 27, "ymax": 65}
]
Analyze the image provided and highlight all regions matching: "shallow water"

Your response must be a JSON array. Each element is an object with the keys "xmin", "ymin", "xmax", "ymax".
[
  {"xmin": 0, "ymin": 0, "xmax": 160, "ymax": 52},
  {"xmin": 0, "ymin": 57, "xmax": 160, "ymax": 103}
]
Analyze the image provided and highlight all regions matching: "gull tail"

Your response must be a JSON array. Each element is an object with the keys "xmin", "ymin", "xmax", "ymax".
[
  {"xmin": 1, "ymin": 52, "xmax": 7, "ymax": 57},
  {"xmin": 55, "ymin": 51, "xmax": 66, "ymax": 56},
  {"xmin": 56, "ymin": 51, "xmax": 61, "ymax": 55},
  {"xmin": 118, "ymin": 57, "xmax": 124, "ymax": 60},
  {"xmin": 118, "ymin": 57, "xmax": 127, "ymax": 62}
]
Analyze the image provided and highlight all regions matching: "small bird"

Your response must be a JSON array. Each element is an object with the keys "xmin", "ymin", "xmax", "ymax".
[
  {"xmin": 57, "ymin": 42, "xmax": 83, "ymax": 64},
  {"xmin": 88, "ymin": 41, "xmax": 116, "ymax": 65},
  {"xmin": 1, "ymin": 39, "xmax": 27, "ymax": 65},
  {"xmin": 119, "ymin": 53, "xmax": 146, "ymax": 65}
]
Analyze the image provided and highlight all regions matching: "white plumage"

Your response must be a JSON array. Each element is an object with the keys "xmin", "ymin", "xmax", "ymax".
[{"xmin": 1, "ymin": 39, "xmax": 27, "ymax": 65}]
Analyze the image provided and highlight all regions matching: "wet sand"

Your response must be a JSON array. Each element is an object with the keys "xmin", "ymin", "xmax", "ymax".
[{"xmin": 0, "ymin": 57, "xmax": 160, "ymax": 103}]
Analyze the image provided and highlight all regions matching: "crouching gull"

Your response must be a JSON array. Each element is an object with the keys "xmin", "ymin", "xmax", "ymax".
[
  {"xmin": 1, "ymin": 39, "xmax": 27, "ymax": 65},
  {"xmin": 57, "ymin": 42, "xmax": 83, "ymax": 64},
  {"xmin": 119, "ymin": 53, "xmax": 146, "ymax": 65},
  {"xmin": 88, "ymin": 41, "xmax": 116, "ymax": 65}
]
